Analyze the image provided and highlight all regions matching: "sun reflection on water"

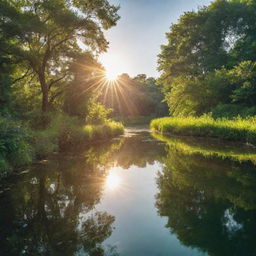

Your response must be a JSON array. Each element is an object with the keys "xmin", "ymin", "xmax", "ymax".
[{"xmin": 105, "ymin": 172, "xmax": 121, "ymax": 191}]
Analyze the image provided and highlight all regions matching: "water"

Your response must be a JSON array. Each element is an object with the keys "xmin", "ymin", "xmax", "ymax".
[{"xmin": 1, "ymin": 128, "xmax": 256, "ymax": 256}]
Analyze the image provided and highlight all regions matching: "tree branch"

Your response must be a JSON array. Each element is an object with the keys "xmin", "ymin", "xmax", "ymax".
[
  {"xmin": 48, "ymin": 75, "xmax": 67, "ymax": 89},
  {"xmin": 11, "ymin": 68, "xmax": 33, "ymax": 85}
]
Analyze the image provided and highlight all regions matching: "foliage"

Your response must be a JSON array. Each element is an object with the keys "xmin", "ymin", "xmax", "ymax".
[
  {"xmin": 83, "ymin": 121, "xmax": 124, "ymax": 141},
  {"xmin": 212, "ymin": 104, "xmax": 256, "ymax": 118},
  {"xmin": 63, "ymin": 52, "xmax": 104, "ymax": 118},
  {"xmin": 0, "ymin": 117, "xmax": 32, "ymax": 175},
  {"xmin": 158, "ymin": 0, "xmax": 256, "ymax": 116},
  {"xmin": 0, "ymin": 0, "xmax": 124, "ymax": 176},
  {"xmin": 150, "ymin": 115, "xmax": 256, "ymax": 144},
  {"xmin": 229, "ymin": 61, "xmax": 256, "ymax": 106},
  {"xmin": 0, "ymin": 0, "xmax": 120, "ymax": 112},
  {"xmin": 99, "ymin": 73, "xmax": 168, "ymax": 119},
  {"xmin": 32, "ymin": 113, "xmax": 124, "ymax": 156},
  {"xmin": 86, "ymin": 100, "xmax": 112, "ymax": 125}
]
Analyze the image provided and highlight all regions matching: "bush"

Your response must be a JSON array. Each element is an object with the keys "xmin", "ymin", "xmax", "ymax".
[
  {"xmin": 0, "ymin": 117, "xmax": 32, "ymax": 176},
  {"xmin": 0, "ymin": 113, "xmax": 124, "ymax": 177},
  {"xmin": 32, "ymin": 114, "xmax": 124, "ymax": 154},
  {"xmin": 86, "ymin": 102, "xmax": 112, "ymax": 125},
  {"xmin": 150, "ymin": 115, "xmax": 256, "ymax": 144}
]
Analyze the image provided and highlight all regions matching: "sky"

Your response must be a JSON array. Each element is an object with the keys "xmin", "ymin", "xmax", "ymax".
[{"xmin": 100, "ymin": 0, "xmax": 212, "ymax": 78}]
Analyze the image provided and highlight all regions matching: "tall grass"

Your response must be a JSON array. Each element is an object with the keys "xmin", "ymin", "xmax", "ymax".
[{"xmin": 150, "ymin": 115, "xmax": 256, "ymax": 144}]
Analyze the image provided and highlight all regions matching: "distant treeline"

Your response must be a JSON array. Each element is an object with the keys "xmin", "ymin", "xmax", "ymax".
[{"xmin": 99, "ymin": 73, "xmax": 168, "ymax": 119}]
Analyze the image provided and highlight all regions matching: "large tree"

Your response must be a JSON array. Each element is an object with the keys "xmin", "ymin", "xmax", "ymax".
[
  {"xmin": 0, "ymin": 0, "xmax": 119, "ymax": 112},
  {"xmin": 158, "ymin": 0, "xmax": 256, "ymax": 116}
]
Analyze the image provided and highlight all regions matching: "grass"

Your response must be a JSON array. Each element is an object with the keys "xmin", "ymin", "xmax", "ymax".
[
  {"xmin": 150, "ymin": 115, "xmax": 256, "ymax": 145},
  {"xmin": 83, "ymin": 121, "xmax": 124, "ymax": 141}
]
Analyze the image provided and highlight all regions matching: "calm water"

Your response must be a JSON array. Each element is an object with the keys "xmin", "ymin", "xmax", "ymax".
[{"xmin": 1, "ymin": 128, "xmax": 256, "ymax": 256}]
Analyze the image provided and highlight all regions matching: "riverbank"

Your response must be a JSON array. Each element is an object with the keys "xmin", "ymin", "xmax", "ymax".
[
  {"xmin": 150, "ymin": 116, "xmax": 256, "ymax": 144},
  {"xmin": 0, "ymin": 115, "xmax": 124, "ymax": 177}
]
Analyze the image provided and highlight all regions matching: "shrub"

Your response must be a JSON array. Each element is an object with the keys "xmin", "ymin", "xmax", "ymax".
[
  {"xmin": 32, "ymin": 113, "xmax": 125, "ymax": 154},
  {"xmin": 0, "ymin": 117, "xmax": 32, "ymax": 176},
  {"xmin": 86, "ymin": 102, "xmax": 112, "ymax": 125}
]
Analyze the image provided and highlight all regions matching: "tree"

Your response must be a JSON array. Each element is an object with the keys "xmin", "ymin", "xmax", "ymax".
[
  {"xmin": 158, "ymin": 0, "xmax": 256, "ymax": 116},
  {"xmin": 0, "ymin": 0, "xmax": 119, "ymax": 112}
]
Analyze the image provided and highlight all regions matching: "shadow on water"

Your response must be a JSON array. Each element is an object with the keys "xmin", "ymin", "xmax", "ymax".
[{"xmin": 1, "ymin": 128, "xmax": 256, "ymax": 255}]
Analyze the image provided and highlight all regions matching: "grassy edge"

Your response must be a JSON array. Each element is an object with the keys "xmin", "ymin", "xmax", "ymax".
[{"xmin": 150, "ymin": 116, "xmax": 256, "ymax": 145}]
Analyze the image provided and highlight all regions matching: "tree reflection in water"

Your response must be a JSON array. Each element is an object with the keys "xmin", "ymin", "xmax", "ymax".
[
  {"xmin": 2, "ymin": 130, "xmax": 256, "ymax": 256},
  {"xmin": 156, "ymin": 137, "xmax": 256, "ymax": 256},
  {"xmin": 0, "ymin": 140, "xmax": 123, "ymax": 256},
  {"xmin": 0, "ymin": 131, "xmax": 165, "ymax": 256}
]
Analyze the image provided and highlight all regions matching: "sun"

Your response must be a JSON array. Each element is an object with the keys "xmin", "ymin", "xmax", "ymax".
[
  {"xmin": 105, "ymin": 70, "xmax": 119, "ymax": 82},
  {"xmin": 101, "ymin": 54, "xmax": 123, "ymax": 82}
]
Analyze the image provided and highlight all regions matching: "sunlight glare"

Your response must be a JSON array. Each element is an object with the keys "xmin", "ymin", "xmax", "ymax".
[
  {"xmin": 105, "ymin": 172, "xmax": 121, "ymax": 191},
  {"xmin": 105, "ymin": 70, "xmax": 119, "ymax": 81},
  {"xmin": 100, "ymin": 54, "xmax": 125, "ymax": 82}
]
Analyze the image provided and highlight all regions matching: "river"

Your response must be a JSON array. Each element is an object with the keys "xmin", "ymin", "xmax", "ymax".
[{"xmin": 0, "ymin": 127, "xmax": 256, "ymax": 256}]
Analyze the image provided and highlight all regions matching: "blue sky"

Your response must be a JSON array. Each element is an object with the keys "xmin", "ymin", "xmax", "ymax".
[{"xmin": 100, "ymin": 0, "xmax": 212, "ymax": 78}]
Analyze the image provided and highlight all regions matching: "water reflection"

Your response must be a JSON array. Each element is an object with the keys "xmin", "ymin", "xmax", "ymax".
[
  {"xmin": 0, "ymin": 130, "xmax": 256, "ymax": 256},
  {"xmin": 156, "ymin": 134, "xmax": 256, "ymax": 256},
  {"xmin": 105, "ymin": 171, "xmax": 121, "ymax": 191},
  {"xmin": 0, "ymin": 140, "xmax": 123, "ymax": 256}
]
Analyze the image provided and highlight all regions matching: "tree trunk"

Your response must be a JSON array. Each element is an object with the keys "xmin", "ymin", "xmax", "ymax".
[
  {"xmin": 38, "ymin": 71, "xmax": 50, "ymax": 112},
  {"xmin": 42, "ymin": 89, "xmax": 49, "ymax": 112}
]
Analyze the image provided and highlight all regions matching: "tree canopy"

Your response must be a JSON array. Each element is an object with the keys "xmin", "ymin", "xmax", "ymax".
[
  {"xmin": 0, "ymin": 0, "xmax": 119, "ymax": 112},
  {"xmin": 158, "ymin": 0, "xmax": 256, "ymax": 117}
]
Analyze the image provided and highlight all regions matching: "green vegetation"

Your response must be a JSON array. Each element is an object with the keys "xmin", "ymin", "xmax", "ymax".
[
  {"xmin": 0, "ymin": 117, "xmax": 32, "ymax": 176},
  {"xmin": 0, "ymin": 0, "xmax": 124, "ymax": 177},
  {"xmin": 158, "ymin": 1, "xmax": 256, "ymax": 117},
  {"xmin": 156, "ymin": 0, "xmax": 256, "ymax": 139},
  {"xmin": 100, "ymin": 73, "xmax": 168, "ymax": 123},
  {"xmin": 0, "ymin": 114, "xmax": 123, "ymax": 175},
  {"xmin": 33, "ymin": 114, "xmax": 124, "ymax": 156},
  {"xmin": 151, "ymin": 116, "xmax": 256, "ymax": 144}
]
